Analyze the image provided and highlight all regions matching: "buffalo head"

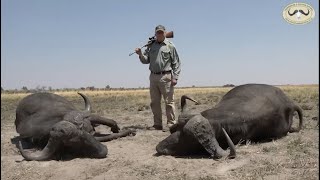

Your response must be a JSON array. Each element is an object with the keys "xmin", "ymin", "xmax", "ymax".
[{"xmin": 156, "ymin": 95, "xmax": 236, "ymax": 159}]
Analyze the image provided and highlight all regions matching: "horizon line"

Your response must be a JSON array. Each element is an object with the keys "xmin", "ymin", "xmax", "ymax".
[{"xmin": 1, "ymin": 83, "xmax": 319, "ymax": 91}]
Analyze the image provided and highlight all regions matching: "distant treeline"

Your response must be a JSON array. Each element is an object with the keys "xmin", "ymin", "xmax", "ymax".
[
  {"xmin": 1, "ymin": 84, "xmax": 236, "ymax": 94},
  {"xmin": 1, "ymin": 86, "xmax": 145, "ymax": 94}
]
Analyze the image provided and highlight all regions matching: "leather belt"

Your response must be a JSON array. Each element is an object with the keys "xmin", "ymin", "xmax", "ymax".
[{"xmin": 151, "ymin": 70, "xmax": 172, "ymax": 75}]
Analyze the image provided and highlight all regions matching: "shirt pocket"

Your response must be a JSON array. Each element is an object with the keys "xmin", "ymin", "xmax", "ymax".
[{"xmin": 161, "ymin": 49, "xmax": 171, "ymax": 61}]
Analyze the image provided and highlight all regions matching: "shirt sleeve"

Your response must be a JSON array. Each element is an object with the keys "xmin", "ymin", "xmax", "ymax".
[
  {"xmin": 170, "ymin": 46, "xmax": 181, "ymax": 80},
  {"xmin": 139, "ymin": 48, "xmax": 150, "ymax": 64}
]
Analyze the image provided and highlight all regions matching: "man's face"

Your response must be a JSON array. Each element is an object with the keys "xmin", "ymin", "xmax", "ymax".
[{"xmin": 155, "ymin": 30, "xmax": 166, "ymax": 42}]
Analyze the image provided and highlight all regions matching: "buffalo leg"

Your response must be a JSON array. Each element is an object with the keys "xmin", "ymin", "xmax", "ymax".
[
  {"xmin": 87, "ymin": 114, "xmax": 120, "ymax": 133},
  {"xmin": 94, "ymin": 129, "xmax": 136, "ymax": 142}
]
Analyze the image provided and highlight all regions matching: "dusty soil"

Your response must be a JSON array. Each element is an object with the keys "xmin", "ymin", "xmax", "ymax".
[{"xmin": 1, "ymin": 86, "xmax": 319, "ymax": 180}]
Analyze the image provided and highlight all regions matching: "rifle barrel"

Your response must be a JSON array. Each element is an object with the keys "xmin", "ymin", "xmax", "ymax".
[
  {"xmin": 129, "ymin": 31, "xmax": 173, "ymax": 56},
  {"xmin": 129, "ymin": 41, "xmax": 153, "ymax": 56}
]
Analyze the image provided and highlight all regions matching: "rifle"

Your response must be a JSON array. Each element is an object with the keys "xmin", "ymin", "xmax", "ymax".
[{"xmin": 129, "ymin": 31, "xmax": 174, "ymax": 56}]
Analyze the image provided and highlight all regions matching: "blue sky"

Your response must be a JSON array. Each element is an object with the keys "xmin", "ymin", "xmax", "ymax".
[{"xmin": 1, "ymin": 0, "xmax": 319, "ymax": 90}]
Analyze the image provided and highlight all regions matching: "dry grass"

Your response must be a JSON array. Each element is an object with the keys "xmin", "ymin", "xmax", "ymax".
[{"xmin": 1, "ymin": 85, "xmax": 319, "ymax": 180}]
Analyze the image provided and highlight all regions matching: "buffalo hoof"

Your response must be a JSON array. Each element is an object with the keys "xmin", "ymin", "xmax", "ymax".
[{"xmin": 127, "ymin": 129, "xmax": 137, "ymax": 136}]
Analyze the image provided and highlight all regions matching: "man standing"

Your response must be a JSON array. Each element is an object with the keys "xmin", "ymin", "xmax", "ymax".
[{"xmin": 135, "ymin": 25, "xmax": 181, "ymax": 131}]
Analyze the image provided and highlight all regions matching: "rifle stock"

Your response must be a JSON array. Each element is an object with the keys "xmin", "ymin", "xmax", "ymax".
[
  {"xmin": 165, "ymin": 31, "xmax": 174, "ymax": 38},
  {"xmin": 129, "ymin": 30, "xmax": 174, "ymax": 56}
]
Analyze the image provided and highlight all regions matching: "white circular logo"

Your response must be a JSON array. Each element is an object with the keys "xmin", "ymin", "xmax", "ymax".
[{"xmin": 283, "ymin": 3, "xmax": 315, "ymax": 25}]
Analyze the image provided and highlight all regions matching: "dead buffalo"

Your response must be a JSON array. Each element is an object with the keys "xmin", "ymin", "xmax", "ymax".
[
  {"xmin": 156, "ymin": 84, "xmax": 303, "ymax": 159},
  {"xmin": 15, "ymin": 92, "xmax": 136, "ymax": 161}
]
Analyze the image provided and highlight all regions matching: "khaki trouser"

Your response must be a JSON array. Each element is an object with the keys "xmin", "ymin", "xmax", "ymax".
[{"xmin": 149, "ymin": 73, "xmax": 176, "ymax": 127}]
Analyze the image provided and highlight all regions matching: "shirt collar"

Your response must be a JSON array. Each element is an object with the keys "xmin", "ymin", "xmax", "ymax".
[{"xmin": 163, "ymin": 38, "xmax": 169, "ymax": 45}]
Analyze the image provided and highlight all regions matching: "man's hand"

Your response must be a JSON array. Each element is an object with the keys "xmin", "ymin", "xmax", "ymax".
[
  {"xmin": 135, "ymin": 48, "xmax": 142, "ymax": 56},
  {"xmin": 171, "ymin": 78, "xmax": 178, "ymax": 86}
]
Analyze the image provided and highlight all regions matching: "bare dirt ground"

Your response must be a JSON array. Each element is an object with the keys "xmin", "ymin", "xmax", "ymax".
[{"xmin": 1, "ymin": 86, "xmax": 319, "ymax": 180}]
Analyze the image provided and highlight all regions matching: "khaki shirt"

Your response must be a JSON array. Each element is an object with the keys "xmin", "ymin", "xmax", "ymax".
[{"xmin": 139, "ymin": 38, "xmax": 181, "ymax": 80}]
